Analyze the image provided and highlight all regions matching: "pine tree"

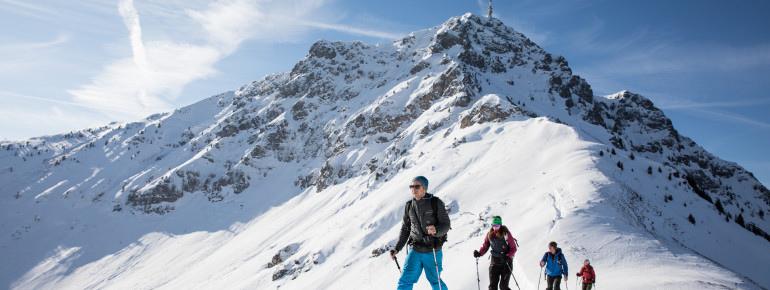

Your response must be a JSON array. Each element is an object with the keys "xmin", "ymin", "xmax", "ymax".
[
  {"xmin": 688, "ymin": 214, "xmax": 696, "ymax": 224},
  {"xmin": 647, "ymin": 166, "xmax": 653, "ymax": 175}
]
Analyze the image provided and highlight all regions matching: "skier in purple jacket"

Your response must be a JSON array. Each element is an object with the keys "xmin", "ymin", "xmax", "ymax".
[{"xmin": 474, "ymin": 216, "xmax": 517, "ymax": 290}]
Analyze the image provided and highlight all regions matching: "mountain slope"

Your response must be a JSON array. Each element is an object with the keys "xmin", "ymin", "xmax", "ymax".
[{"xmin": 1, "ymin": 13, "xmax": 768, "ymax": 289}]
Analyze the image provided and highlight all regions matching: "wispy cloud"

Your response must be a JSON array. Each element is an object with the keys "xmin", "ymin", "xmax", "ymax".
[
  {"xmin": 658, "ymin": 98, "xmax": 770, "ymax": 110},
  {"xmin": 0, "ymin": 90, "xmax": 95, "ymax": 109},
  {"xmin": 0, "ymin": 0, "xmax": 55, "ymax": 18},
  {"xmin": 119, "ymin": 0, "xmax": 148, "ymax": 71},
  {"xmin": 0, "ymin": 34, "xmax": 70, "ymax": 73},
  {"xmin": 595, "ymin": 43, "xmax": 770, "ymax": 76},
  {"xmin": 66, "ymin": 0, "xmax": 401, "ymax": 121},
  {"xmin": 0, "ymin": 34, "xmax": 70, "ymax": 52},
  {"xmin": 681, "ymin": 106, "xmax": 770, "ymax": 129},
  {"xmin": 299, "ymin": 20, "xmax": 404, "ymax": 40}
]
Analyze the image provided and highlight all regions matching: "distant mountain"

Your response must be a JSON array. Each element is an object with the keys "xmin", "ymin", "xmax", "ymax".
[{"xmin": 2, "ymin": 13, "xmax": 768, "ymax": 289}]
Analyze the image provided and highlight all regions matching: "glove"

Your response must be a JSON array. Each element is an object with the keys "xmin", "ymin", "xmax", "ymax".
[
  {"xmin": 539, "ymin": 261, "xmax": 545, "ymax": 267},
  {"xmin": 576, "ymin": 272, "xmax": 581, "ymax": 277},
  {"xmin": 473, "ymin": 250, "xmax": 482, "ymax": 258}
]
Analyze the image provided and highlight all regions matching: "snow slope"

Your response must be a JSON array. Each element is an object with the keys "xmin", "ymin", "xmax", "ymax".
[{"xmin": 1, "ymin": 13, "xmax": 768, "ymax": 289}]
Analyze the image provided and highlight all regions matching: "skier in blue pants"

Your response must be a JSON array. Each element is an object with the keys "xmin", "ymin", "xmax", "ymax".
[{"xmin": 390, "ymin": 176, "xmax": 450, "ymax": 290}]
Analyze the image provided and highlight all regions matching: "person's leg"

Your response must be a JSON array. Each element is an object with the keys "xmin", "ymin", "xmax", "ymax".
[
  {"xmin": 397, "ymin": 250, "xmax": 424, "ymax": 290},
  {"xmin": 488, "ymin": 263, "xmax": 500, "ymax": 290},
  {"xmin": 584, "ymin": 282, "xmax": 593, "ymax": 290},
  {"xmin": 499, "ymin": 261, "xmax": 511, "ymax": 290},
  {"xmin": 420, "ymin": 250, "xmax": 447, "ymax": 290},
  {"xmin": 553, "ymin": 275, "xmax": 562, "ymax": 290},
  {"xmin": 546, "ymin": 275, "xmax": 555, "ymax": 290}
]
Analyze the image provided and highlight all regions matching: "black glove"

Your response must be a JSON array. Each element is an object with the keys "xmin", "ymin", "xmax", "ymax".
[{"xmin": 473, "ymin": 250, "xmax": 481, "ymax": 258}]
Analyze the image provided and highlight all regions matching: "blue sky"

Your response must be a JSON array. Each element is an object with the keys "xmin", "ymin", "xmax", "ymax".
[{"xmin": 1, "ymin": 0, "xmax": 768, "ymax": 186}]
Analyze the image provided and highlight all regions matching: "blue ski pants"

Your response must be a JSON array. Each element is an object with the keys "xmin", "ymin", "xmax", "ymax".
[{"xmin": 397, "ymin": 249, "xmax": 448, "ymax": 290}]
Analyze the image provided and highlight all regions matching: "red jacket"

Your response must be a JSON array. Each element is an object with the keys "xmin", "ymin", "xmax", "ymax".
[{"xmin": 577, "ymin": 264, "xmax": 596, "ymax": 283}]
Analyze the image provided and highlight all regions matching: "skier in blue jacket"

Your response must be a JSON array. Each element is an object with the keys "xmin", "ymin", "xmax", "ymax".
[{"xmin": 539, "ymin": 241, "xmax": 568, "ymax": 290}]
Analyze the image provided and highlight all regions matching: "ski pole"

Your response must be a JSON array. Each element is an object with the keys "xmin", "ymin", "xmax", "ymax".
[
  {"xmin": 564, "ymin": 275, "xmax": 569, "ymax": 290},
  {"xmin": 432, "ymin": 247, "xmax": 442, "ymax": 290},
  {"xmin": 475, "ymin": 257, "xmax": 481, "ymax": 290},
  {"xmin": 390, "ymin": 250, "xmax": 402, "ymax": 273},
  {"xmin": 559, "ymin": 259, "xmax": 568, "ymax": 290},
  {"xmin": 429, "ymin": 235, "xmax": 442, "ymax": 290},
  {"xmin": 537, "ymin": 266, "xmax": 544, "ymax": 290},
  {"xmin": 504, "ymin": 260, "xmax": 521, "ymax": 290}
]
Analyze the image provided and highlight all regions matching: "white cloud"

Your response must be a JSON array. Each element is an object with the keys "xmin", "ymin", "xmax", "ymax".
[
  {"xmin": 0, "ymin": 34, "xmax": 70, "ymax": 73},
  {"xmin": 681, "ymin": 107, "xmax": 770, "ymax": 129},
  {"xmin": 66, "ymin": 0, "xmax": 403, "ymax": 122},
  {"xmin": 299, "ymin": 20, "xmax": 404, "ymax": 40},
  {"xmin": 118, "ymin": 0, "xmax": 148, "ymax": 71}
]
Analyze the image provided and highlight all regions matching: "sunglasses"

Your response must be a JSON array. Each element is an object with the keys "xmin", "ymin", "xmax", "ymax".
[
  {"xmin": 492, "ymin": 224, "xmax": 500, "ymax": 227},
  {"xmin": 408, "ymin": 185, "xmax": 422, "ymax": 189}
]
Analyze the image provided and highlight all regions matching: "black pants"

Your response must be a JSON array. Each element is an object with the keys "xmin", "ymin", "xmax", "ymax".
[
  {"xmin": 488, "ymin": 259, "xmax": 512, "ymax": 290},
  {"xmin": 581, "ymin": 282, "xmax": 593, "ymax": 290},
  {"xmin": 546, "ymin": 275, "xmax": 562, "ymax": 290}
]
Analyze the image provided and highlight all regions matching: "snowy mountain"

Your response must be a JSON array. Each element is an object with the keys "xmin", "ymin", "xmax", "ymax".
[{"xmin": 1, "ymin": 13, "xmax": 768, "ymax": 289}]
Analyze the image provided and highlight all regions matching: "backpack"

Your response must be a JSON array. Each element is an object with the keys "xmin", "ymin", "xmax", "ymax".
[{"xmin": 488, "ymin": 226, "xmax": 518, "ymax": 260}]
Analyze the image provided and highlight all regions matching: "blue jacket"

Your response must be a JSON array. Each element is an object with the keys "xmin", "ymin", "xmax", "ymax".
[{"xmin": 541, "ymin": 248, "xmax": 568, "ymax": 277}]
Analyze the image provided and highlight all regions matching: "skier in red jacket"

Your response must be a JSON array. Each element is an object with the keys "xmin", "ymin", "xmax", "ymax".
[{"xmin": 576, "ymin": 259, "xmax": 596, "ymax": 290}]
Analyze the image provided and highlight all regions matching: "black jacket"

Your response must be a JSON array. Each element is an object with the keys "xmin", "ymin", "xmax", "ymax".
[{"xmin": 395, "ymin": 194, "xmax": 451, "ymax": 253}]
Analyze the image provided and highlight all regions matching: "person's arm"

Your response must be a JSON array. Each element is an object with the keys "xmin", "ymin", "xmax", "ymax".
[
  {"xmin": 434, "ymin": 198, "xmax": 450, "ymax": 237},
  {"xmin": 394, "ymin": 202, "xmax": 411, "ymax": 253},
  {"xmin": 506, "ymin": 231, "xmax": 517, "ymax": 258},
  {"xmin": 478, "ymin": 236, "xmax": 490, "ymax": 256},
  {"xmin": 562, "ymin": 253, "xmax": 569, "ymax": 279}
]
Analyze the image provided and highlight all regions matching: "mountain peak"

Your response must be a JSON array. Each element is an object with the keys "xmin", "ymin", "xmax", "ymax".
[{"xmin": 1, "ymin": 13, "xmax": 769, "ymax": 289}]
